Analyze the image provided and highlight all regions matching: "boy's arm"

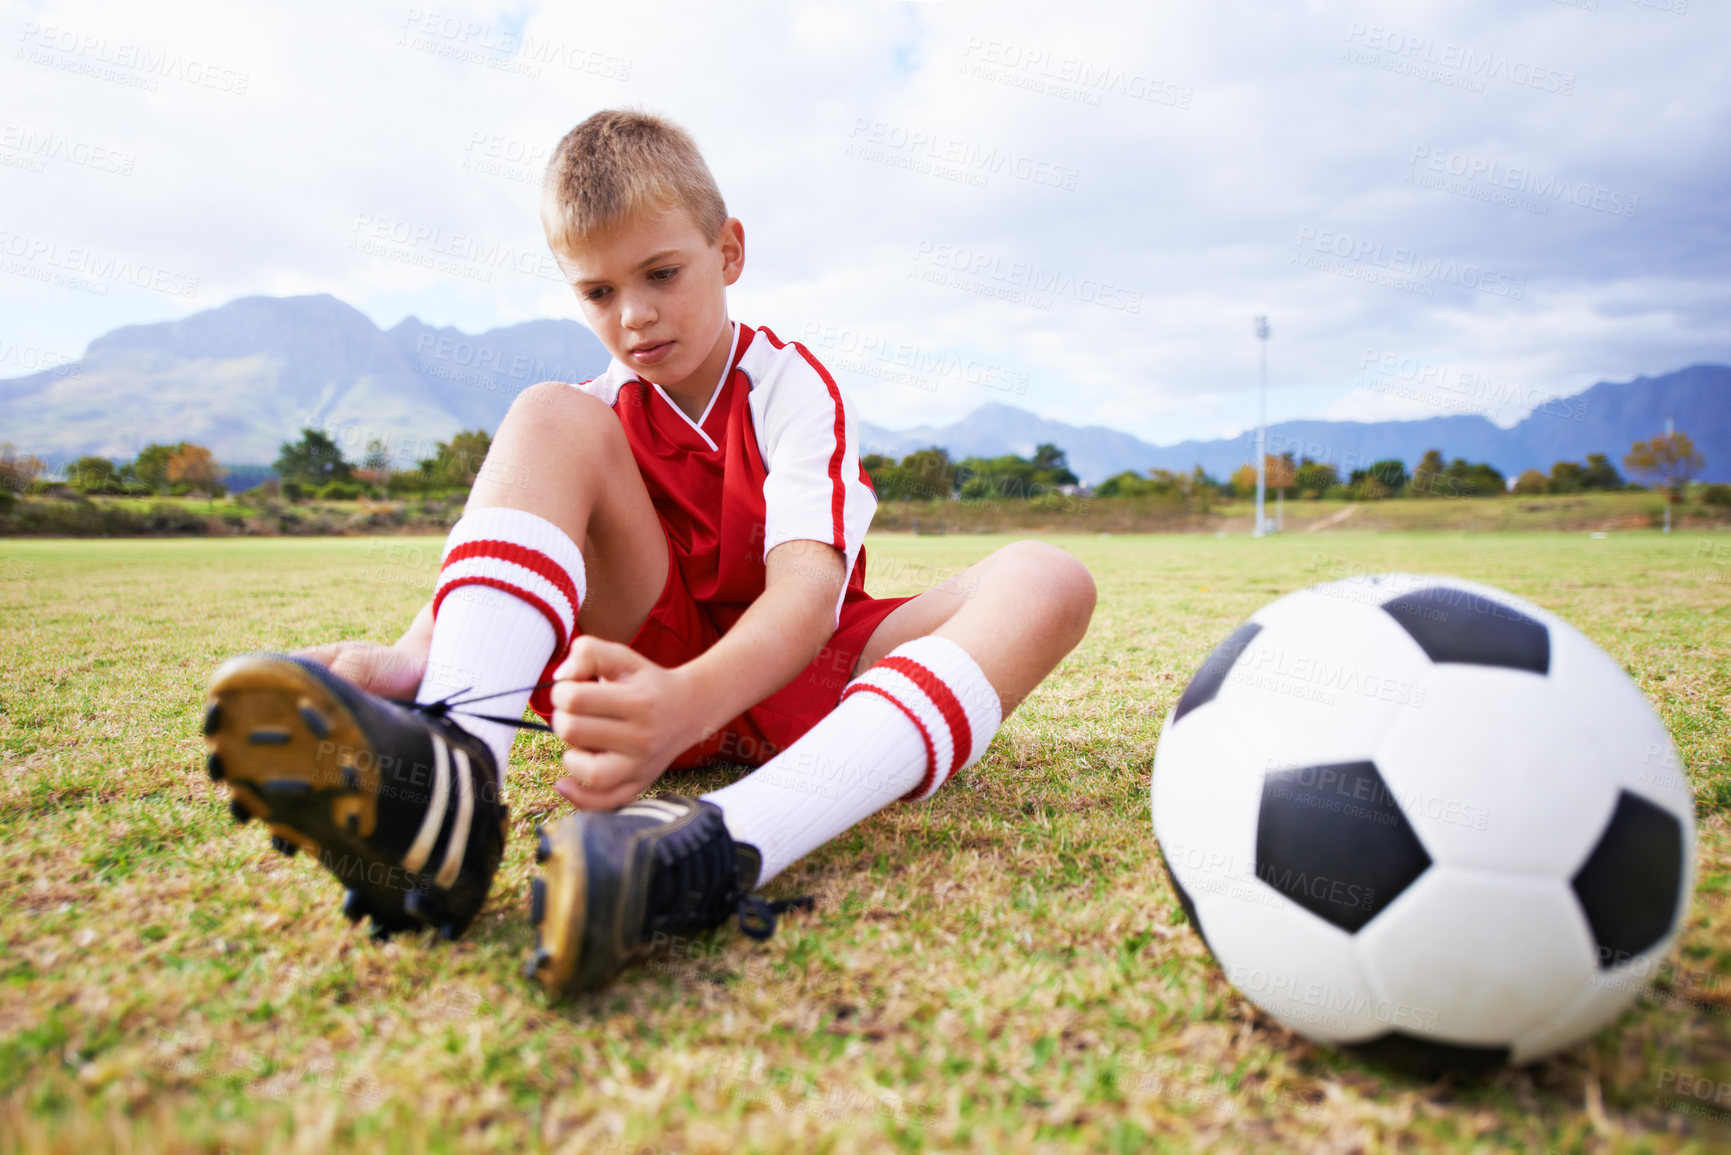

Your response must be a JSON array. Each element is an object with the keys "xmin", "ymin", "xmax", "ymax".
[
  {"xmin": 677, "ymin": 538, "xmax": 847, "ymax": 736},
  {"xmin": 549, "ymin": 539, "xmax": 846, "ymax": 809}
]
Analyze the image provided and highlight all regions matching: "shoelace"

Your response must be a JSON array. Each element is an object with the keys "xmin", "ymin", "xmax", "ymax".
[{"xmin": 407, "ymin": 680, "xmax": 560, "ymax": 734}]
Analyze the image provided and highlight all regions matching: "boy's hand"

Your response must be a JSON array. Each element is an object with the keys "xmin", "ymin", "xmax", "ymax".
[
  {"xmin": 292, "ymin": 640, "xmax": 425, "ymax": 699},
  {"xmin": 548, "ymin": 637, "xmax": 704, "ymax": 811}
]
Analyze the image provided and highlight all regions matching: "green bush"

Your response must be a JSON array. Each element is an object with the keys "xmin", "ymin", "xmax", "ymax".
[
  {"xmin": 1702, "ymin": 483, "xmax": 1731, "ymax": 507},
  {"xmin": 316, "ymin": 481, "xmax": 363, "ymax": 501},
  {"xmin": 279, "ymin": 480, "xmax": 305, "ymax": 503}
]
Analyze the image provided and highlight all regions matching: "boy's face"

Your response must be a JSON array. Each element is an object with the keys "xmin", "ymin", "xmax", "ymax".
[{"xmin": 555, "ymin": 203, "xmax": 744, "ymax": 395}]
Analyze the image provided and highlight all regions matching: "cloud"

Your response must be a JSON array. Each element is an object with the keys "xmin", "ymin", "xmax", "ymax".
[{"xmin": 2, "ymin": 0, "xmax": 1727, "ymax": 446}]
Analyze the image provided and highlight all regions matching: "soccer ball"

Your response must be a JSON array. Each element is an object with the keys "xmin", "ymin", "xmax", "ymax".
[{"xmin": 1150, "ymin": 573, "xmax": 1694, "ymax": 1073}]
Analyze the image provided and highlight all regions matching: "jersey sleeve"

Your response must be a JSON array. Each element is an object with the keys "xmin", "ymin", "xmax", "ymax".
[{"xmin": 746, "ymin": 335, "xmax": 878, "ymax": 626}]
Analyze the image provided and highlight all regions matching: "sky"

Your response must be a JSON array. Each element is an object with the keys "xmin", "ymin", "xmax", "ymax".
[{"xmin": 2, "ymin": 0, "xmax": 1727, "ymax": 446}]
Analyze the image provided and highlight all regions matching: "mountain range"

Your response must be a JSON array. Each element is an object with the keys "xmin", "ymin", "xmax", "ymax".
[{"xmin": 3, "ymin": 293, "xmax": 1726, "ymax": 484}]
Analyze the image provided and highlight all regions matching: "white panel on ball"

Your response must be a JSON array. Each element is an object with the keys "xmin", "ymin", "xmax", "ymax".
[
  {"xmin": 1374, "ymin": 666, "xmax": 1612, "ymax": 878},
  {"xmin": 1355, "ymin": 868, "xmax": 1596, "ymax": 1045},
  {"xmin": 1191, "ymin": 884, "xmax": 1391, "ymax": 1045}
]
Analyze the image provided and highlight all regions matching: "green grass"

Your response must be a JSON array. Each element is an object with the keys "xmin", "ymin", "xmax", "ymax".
[{"xmin": 1, "ymin": 532, "xmax": 1728, "ymax": 1153}]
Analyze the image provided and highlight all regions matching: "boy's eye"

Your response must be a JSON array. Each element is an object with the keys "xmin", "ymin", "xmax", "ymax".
[
  {"xmin": 582, "ymin": 286, "xmax": 611, "ymax": 303},
  {"xmin": 649, "ymin": 266, "xmax": 678, "ymax": 282}
]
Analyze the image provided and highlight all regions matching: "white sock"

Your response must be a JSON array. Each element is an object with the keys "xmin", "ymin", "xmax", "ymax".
[
  {"xmin": 415, "ymin": 507, "xmax": 586, "ymax": 780},
  {"xmin": 704, "ymin": 634, "xmax": 1003, "ymax": 884}
]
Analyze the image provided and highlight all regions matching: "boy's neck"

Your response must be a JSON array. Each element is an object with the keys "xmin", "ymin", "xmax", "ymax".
[{"xmin": 654, "ymin": 320, "xmax": 735, "ymax": 424}]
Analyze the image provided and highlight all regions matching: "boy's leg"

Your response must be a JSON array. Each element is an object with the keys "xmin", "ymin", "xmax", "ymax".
[
  {"xmin": 415, "ymin": 382, "xmax": 669, "ymax": 775},
  {"xmin": 205, "ymin": 382, "xmax": 671, "ymax": 939},
  {"xmin": 704, "ymin": 541, "xmax": 1096, "ymax": 882}
]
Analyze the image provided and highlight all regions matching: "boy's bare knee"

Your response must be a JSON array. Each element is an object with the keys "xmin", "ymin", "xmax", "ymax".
[
  {"xmin": 498, "ymin": 382, "xmax": 621, "ymax": 453},
  {"xmin": 1002, "ymin": 540, "xmax": 1096, "ymax": 633},
  {"xmin": 508, "ymin": 380, "xmax": 590, "ymax": 424}
]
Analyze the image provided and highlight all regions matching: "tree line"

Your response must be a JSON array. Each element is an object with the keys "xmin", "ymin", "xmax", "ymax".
[
  {"xmin": 1090, "ymin": 430, "xmax": 1714, "ymax": 504},
  {"xmin": 269, "ymin": 427, "xmax": 493, "ymax": 501},
  {"xmin": 0, "ymin": 441, "xmax": 227, "ymax": 498}
]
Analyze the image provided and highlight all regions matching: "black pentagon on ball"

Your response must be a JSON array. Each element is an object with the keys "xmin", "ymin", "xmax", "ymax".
[
  {"xmin": 1380, "ymin": 586, "xmax": 1550, "ymax": 674},
  {"xmin": 1172, "ymin": 621, "xmax": 1263, "ymax": 722},
  {"xmin": 1341, "ymin": 1031, "xmax": 1511, "ymax": 1077},
  {"xmin": 1571, "ymin": 789, "xmax": 1686, "ymax": 970},
  {"xmin": 1255, "ymin": 761, "xmax": 1432, "ymax": 934}
]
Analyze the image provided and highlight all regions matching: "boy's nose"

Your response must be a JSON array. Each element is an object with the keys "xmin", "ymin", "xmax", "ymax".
[{"xmin": 620, "ymin": 294, "xmax": 657, "ymax": 329}]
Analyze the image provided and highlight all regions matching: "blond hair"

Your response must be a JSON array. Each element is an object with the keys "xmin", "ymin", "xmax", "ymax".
[{"xmin": 541, "ymin": 109, "xmax": 728, "ymax": 255}]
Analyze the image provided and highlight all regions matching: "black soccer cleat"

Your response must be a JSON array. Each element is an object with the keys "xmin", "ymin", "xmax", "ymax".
[
  {"xmin": 523, "ymin": 796, "xmax": 809, "ymax": 994},
  {"xmin": 203, "ymin": 653, "xmax": 514, "ymax": 941}
]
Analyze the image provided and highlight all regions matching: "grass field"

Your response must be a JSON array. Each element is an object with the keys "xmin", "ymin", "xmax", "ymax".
[{"xmin": 1, "ymin": 531, "xmax": 1728, "ymax": 1153}]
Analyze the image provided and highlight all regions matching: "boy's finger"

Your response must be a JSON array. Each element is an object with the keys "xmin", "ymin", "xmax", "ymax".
[
  {"xmin": 555, "ymin": 751, "xmax": 643, "ymax": 809},
  {"xmin": 550, "ymin": 712, "xmax": 639, "ymax": 755},
  {"xmin": 555, "ymin": 636, "xmax": 645, "ymax": 682},
  {"xmin": 548, "ymin": 678, "xmax": 640, "ymax": 719}
]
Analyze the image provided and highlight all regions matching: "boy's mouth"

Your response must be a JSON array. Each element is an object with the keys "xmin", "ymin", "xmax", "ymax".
[{"xmin": 629, "ymin": 340, "xmax": 674, "ymax": 366}]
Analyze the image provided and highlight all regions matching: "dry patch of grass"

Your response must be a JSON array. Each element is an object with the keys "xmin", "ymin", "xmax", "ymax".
[{"xmin": 1, "ymin": 532, "xmax": 1727, "ymax": 1153}]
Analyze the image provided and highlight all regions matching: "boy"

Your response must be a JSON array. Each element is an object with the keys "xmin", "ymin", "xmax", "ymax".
[{"xmin": 203, "ymin": 110, "xmax": 1095, "ymax": 994}]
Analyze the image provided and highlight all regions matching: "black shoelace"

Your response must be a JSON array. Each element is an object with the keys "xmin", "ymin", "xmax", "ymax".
[{"xmin": 408, "ymin": 680, "xmax": 560, "ymax": 734}]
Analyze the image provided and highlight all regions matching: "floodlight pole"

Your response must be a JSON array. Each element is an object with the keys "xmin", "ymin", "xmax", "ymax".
[{"xmin": 1254, "ymin": 316, "xmax": 1270, "ymax": 537}]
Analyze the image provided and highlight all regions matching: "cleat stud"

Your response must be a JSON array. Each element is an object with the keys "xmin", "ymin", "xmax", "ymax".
[
  {"xmin": 202, "ymin": 702, "xmax": 222, "ymax": 736},
  {"xmin": 404, "ymin": 890, "xmax": 430, "ymax": 923},
  {"xmin": 247, "ymin": 728, "xmax": 293, "ymax": 746},
  {"xmin": 369, "ymin": 920, "xmax": 394, "ymax": 942},
  {"xmin": 297, "ymin": 703, "xmax": 331, "ymax": 739},
  {"xmin": 229, "ymin": 798, "xmax": 252, "ymax": 824},
  {"xmin": 270, "ymin": 835, "xmax": 298, "ymax": 857},
  {"xmin": 438, "ymin": 923, "xmax": 458, "ymax": 942},
  {"xmin": 341, "ymin": 889, "xmax": 367, "ymax": 923},
  {"xmin": 535, "ymin": 827, "xmax": 551, "ymax": 864},
  {"xmin": 345, "ymin": 813, "xmax": 360, "ymax": 834},
  {"xmin": 522, "ymin": 948, "xmax": 550, "ymax": 981},
  {"xmin": 341, "ymin": 766, "xmax": 360, "ymax": 792},
  {"xmin": 207, "ymin": 753, "xmax": 225, "ymax": 782},
  {"xmin": 529, "ymin": 877, "xmax": 546, "ymax": 927}
]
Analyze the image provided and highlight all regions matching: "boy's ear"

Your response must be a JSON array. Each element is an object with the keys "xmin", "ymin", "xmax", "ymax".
[{"xmin": 718, "ymin": 217, "xmax": 745, "ymax": 287}]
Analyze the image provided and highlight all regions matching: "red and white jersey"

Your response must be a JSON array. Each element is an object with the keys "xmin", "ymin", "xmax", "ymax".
[{"xmin": 568, "ymin": 322, "xmax": 880, "ymax": 634}]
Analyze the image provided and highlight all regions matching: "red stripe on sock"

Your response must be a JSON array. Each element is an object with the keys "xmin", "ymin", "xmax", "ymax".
[
  {"xmin": 442, "ymin": 539, "xmax": 581, "ymax": 626},
  {"xmin": 432, "ymin": 576, "xmax": 570, "ymax": 659},
  {"xmin": 840, "ymin": 682, "xmax": 938, "ymax": 801},
  {"xmin": 875, "ymin": 655, "xmax": 973, "ymax": 786}
]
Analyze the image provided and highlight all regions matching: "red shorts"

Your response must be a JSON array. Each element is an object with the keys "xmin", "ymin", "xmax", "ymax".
[{"xmin": 619, "ymin": 532, "xmax": 912, "ymax": 771}]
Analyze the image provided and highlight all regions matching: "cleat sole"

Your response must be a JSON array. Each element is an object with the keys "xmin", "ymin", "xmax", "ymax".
[
  {"xmin": 529, "ymin": 877, "xmax": 546, "ymax": 927},
  {"xmin": 204, "ymin": 654, "xmax": 382, "ymax": 837},
  {"xmin": 531, "ymin": 815, "xmax": 589, "ymax": 993},
  {"xmin": 270, "ymin": 834, "xmax": 299, "ymax": 857},
  {"xmin": 204, "ymin": 654, "xmax": 418, "ymax": 935},
  {"xmin": 207, "ymin": 753, "xmax": 225, "ymax": 782}
]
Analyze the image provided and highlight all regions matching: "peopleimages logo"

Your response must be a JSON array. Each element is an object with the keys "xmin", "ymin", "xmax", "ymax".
[
  {"xmin": 910, "ymin": 241, "xmax": 1142, "ymax": 313},
  {"xmin": 1408, "ymin": 146, "xmax": 1638, "ymax": 219},
  {"xmin": 1343, "ymin": 24, "xmax": 1577, "ymax": 97},
  {"xmin": 1293, "ymin": 227, "xmax": 1525, "ymax": 300}
]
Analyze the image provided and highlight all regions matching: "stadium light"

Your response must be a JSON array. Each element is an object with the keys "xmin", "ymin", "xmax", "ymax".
[{"xmin": 1254, "ymin": 316, "xmax": 1270, "ymax": 538}]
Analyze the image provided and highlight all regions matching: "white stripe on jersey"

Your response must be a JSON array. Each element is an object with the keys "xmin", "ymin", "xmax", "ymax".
[{"xmin": 740, "ymin": 327, "xmax": 877, "ymax": 625}]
